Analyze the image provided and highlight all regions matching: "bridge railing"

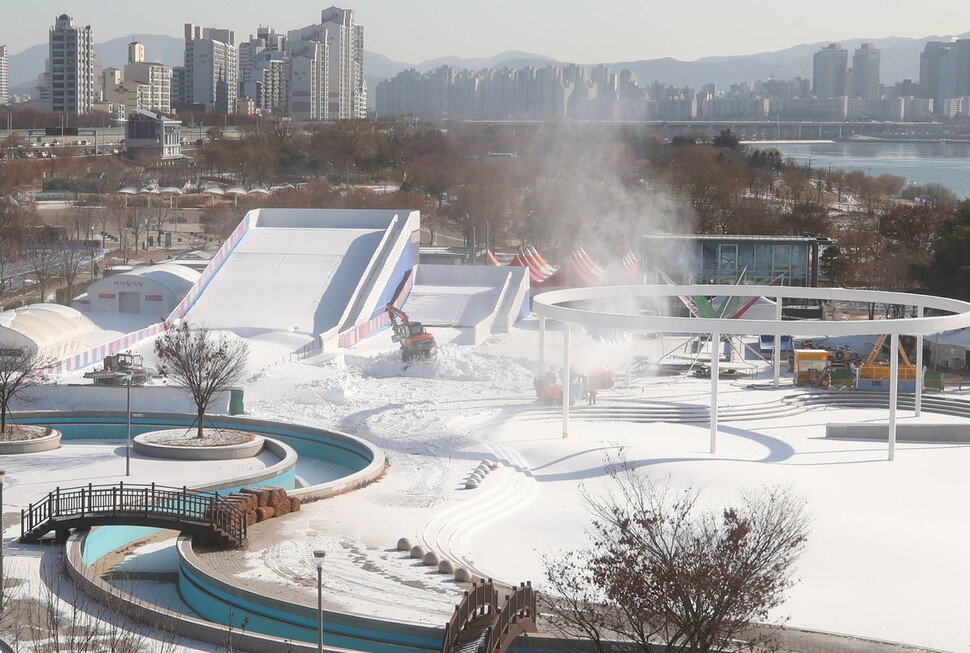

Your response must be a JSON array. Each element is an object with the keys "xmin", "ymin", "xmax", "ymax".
[
  {"xmin": 21, "ymin": 482, "xmax": 247, "ymax": 546},
  {"xmin": 441, "ymin": 579, "xmax": 498, "ymax": 653},
  {"xmin": 485, "ymin": 581, "xmax": 537, "ymax": 653}
]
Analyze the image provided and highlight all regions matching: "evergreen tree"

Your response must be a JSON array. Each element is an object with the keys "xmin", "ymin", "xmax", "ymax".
[{"xmin": 911, "ymin": 201, "xmax": 970, "ymax": 300}]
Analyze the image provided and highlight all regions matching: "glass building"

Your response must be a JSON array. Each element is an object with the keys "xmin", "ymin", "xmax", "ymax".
[{"xmin": 641, "ymin": 234, "xmax": 830, "ymax": 287}]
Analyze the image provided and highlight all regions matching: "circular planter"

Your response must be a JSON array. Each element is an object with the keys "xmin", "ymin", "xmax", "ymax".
[
  {"xmin": 0, "ymin": 427, "xmax": 61, "ymax": 454},
  {"xmin": 133, "ymin": 429, "xmax": 265, "ymax": 460}
]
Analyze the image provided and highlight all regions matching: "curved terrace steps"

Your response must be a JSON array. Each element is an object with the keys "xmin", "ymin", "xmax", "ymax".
[{"xmin": 524, "ymin": 391, "xmax": 970, "ymax": 423}]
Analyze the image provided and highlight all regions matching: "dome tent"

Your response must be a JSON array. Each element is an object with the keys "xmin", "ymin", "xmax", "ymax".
[{"xmin": 0, "ymin": 304, "xmax": 96, "ymax": 362}]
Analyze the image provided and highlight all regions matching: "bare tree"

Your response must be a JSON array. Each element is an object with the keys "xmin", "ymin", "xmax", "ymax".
[
  {"xmin": 544, "ymin": 458, "xmax": 811, "ymax": 653},
  {"xmin": 59, "ymin": 242, "xmax": 91, "ymax": 303},
  {"xmin": 0, "ymin": 555, "xmax": 184, "ymax": 652},
  {"xmin": 69, "ymin": 193, "xmax": 96, "ymax": 242},
  {"xmin": 24, "ymin": 235, "xmax": 61, "ymax": 303},
  {"xmin": 145, "ymin": 202, "xmax": 172, "ymax": 246},
  {"xmin": 0, "ymin": 346, "xmax": 47, "ymax": 434},
  {"xmin": 95, "ymin": 194, "xmax": 122, "ymax": 248},
  {"xmin": 114, "ymin": 206, "xmax": 136, "ymax": 264},
  {"xmin": 0, "ymin": 240, "xmax": 19, "ymax": 296},
  {"xmin": 128, "ymin": 205, "xmax": 148, "ymax": 252},
  {"xmin": 153, "ymin": 322, "xmax": 249, "ymax": 438}
]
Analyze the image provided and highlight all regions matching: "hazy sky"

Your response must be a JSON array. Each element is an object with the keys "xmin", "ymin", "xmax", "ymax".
[{"xmin": 5, "ymin": 0, "xmax": 970, "ymax": 62}]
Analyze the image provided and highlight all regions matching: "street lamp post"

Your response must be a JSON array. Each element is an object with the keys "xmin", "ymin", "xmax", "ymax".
[
  {"xmin": 0, "ymin": 469, "xmax": 5, "ymax": 611},
  {"xmin": 125, "ymin": 374, "xmax": 132, "ymax": 476},
  {"xmin": 313, "ymin": 549, "xmax": 326, "ymax": 653}
]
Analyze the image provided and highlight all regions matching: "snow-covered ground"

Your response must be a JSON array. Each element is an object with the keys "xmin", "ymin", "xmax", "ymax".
[
  {"xmin": 11, "ymin": 321, "xmax": 970, "ymax": 651},
  {"xmin": 209, "ymin": 324, "xmax": 970, "ymax": 652},
  {"xmin": 0, "ymin": 442, "xmax": 278, "ymax": 652}
]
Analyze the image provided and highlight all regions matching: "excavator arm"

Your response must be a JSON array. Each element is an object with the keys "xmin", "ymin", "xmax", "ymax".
[
  {"xmin": 386, "ymin": 303, "xmax": 409, "ymax": 325},
  {"xmin": 385, "ymin": 303, "xmax": 438, "ymax": 362}
]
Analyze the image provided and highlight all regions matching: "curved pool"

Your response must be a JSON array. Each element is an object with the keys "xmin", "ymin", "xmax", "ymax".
[
  {"xmin": 16, "ymin": 411, "xmax": 378, "ymax": 488},
  {"xmin": 31, "ymin": 411, "xmax": 399, "ymax": 652}
]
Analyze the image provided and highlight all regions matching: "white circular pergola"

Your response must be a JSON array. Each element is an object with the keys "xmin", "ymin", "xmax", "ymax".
[{"xmin": 533, "ymin": 285, "xmax": 970, "ymax": 460}]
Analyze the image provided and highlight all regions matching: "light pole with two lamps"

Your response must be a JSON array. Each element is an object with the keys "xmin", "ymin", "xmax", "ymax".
[
  {"xmin": 125, "ymin": 373, "xmax": 132, "ymax": 476},
  {"xmin": 314, "ymin": 549, "xmax": 326, "ymax": 653},
  {"xmin": 0, "ymin": 469, "xmax": 5, "ymax": 611}
]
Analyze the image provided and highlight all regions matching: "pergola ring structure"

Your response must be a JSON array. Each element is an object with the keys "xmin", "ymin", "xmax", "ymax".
[{"xmin": 533, "ymin": 285, "xmax": 970, "ymax": 460}]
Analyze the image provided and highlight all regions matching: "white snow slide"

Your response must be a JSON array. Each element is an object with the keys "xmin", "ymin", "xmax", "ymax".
[{"xmin": 185, "ymin": 208, "xmax": 419, "ymax": 349}]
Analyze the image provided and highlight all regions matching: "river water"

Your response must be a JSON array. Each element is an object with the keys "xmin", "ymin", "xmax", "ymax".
[{"xmin": 753, "ymin": 141, "xmax": 970, "ymax": 201}]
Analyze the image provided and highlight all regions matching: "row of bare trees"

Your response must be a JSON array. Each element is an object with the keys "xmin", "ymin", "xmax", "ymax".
[{"xmin": 5, "ymin": 114, "xmax": 969, "ymax": 296}]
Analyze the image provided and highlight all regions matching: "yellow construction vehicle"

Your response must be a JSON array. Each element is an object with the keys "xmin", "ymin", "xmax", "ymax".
[{"xmin": 857, "ymin": 335, "xmax": 917, "ymax": 391}]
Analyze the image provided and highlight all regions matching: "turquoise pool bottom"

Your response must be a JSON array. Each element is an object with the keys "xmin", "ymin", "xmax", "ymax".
[
  {"xmin": 48, "ymin": 415, "xmax": 430, "ymax": 652},
  {"xmin": 179, "ymin": 559, "xmax": 443, "ymax": 652},
  {"xmin": 29, "ymin": 416, "xmax": 370, "ymax": 472}
]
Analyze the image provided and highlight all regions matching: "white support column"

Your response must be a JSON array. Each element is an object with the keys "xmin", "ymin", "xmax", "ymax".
[
  {"xmin": 773, "ymin": 294, "xmax": 783, "ymax": 389},
  {"xmin": 538, "ymin": 317, "xmax": 546, "ymax": 377},
  {"xmin": 562, "ymin": 323, "xmax": 570, "ymax": 439},
  {"xmin": 915, "ymin": 306, "xmax": 923, "ymax": 417},
  {"xmin": 889, "ymin": 332, "xmax": 898, "ymax": 461},
  {"xmin": 710, "ymin": 331, "xmax": 719, "ymax": 454}
]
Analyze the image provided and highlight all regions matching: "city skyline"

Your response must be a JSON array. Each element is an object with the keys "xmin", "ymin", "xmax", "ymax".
[{"xmin": 4, "ymin": 1, "xmax": 970, "ymax": 64}]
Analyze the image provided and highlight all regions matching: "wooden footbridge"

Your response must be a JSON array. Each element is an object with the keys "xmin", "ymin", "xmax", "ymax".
[
  {"xmin": 20, "ymin": 483, "xmax": 248, "ymax": 548},
  {"xmin": 441, "ymin": 579, "xmax": 537, "ymax": 653}
]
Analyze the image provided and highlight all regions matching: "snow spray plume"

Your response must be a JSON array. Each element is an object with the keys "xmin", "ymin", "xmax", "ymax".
[{"xmin": 523, "ymin": 125, "xmax": 701, "ymax": 372}]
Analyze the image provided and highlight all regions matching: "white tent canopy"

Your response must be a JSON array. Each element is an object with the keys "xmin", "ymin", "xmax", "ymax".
[{"xmin": 0, "ymin": 304, "xmax": 96, "ymax": 362}]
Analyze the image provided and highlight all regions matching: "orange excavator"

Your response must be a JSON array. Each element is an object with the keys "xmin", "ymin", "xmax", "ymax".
[{"xmin": 386, "ymin": 303, "xmax": 438, "ymax": 363}]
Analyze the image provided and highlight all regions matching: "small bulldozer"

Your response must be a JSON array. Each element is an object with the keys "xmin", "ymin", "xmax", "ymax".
[
  {"xmin": 83, "ymin": 352, "xmax": 148, "ymax": 386},
  {"xmin": 386, "ymin": 303, "xmax": 437, "ymax": 363}
]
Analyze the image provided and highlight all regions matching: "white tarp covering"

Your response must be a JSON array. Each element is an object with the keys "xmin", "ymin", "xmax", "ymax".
[{"xmin": 0, "ymin": 303, "xmax": 96, "ymax": 361}]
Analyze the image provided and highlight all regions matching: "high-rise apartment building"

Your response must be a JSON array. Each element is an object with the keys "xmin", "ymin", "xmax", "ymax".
[
  {"xmin": 49, "ymin": 14, "xmax": 95, "ymax": 114},
  {"xmin": 239, "ymin": 27, "xmax": 288, "ymax": 113},
  {"xmin": 103, "ymin": 43, "xmax": 171, "ymax": 117},
  {"xmin": 125, "ymin": 61, "xmax": 172, "ymax": 114},
  {"xmin": 184, "ymin": 23, "xmax": 238, "ymax": 113},
  {"xmin": 851, "ymin": 43, "xmax": 881, "ymax": 99},
  {"xmin": 287, "ymin": 6, "xmax": 365, "ymax": 120},
  {"xmin": 171, "ymin": 66, "xmax": 186, "ymax": 105},
  {"xmin": 920, "ymin": 40, "xmax": 970, "ymax": 110},
  {"xmin": 0, "ymin": 45, "xmax": 8, "ymax": 106},
  {"xmin": 128, "ymin": 41, "xmax": 145, "ymax": 65},
  {"xmin": 813, "ymin": 43, "xmax": 848, "ymax": 98}
]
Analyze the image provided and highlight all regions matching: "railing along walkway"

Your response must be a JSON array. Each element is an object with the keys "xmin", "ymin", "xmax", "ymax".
[
  {"xmin": 20, "ymin": 482, "xmax": 247, "ymax": 548},
  {"xmin": 442, "ymin": 579, "xmax": 537, "ymax": 653}
]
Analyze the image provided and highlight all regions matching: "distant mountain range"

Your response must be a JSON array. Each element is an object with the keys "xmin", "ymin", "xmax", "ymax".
[
  {"xmin": 8, "ymin": 31, "xmax": 970, "ymax": 100},
  {"xmin": 364, "ymin": 33, "xmax": 970, "ymax": 89}
]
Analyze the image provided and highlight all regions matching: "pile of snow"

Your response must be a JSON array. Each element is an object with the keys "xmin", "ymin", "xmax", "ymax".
[{"xmin": 351, "ymin": 345, "xmax": 533, "ymax": 383}]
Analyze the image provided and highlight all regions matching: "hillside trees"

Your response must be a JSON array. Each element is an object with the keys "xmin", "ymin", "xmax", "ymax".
[{"xmin": 911, "ymin": 200, "xmax": 970, "ymax": 300}]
